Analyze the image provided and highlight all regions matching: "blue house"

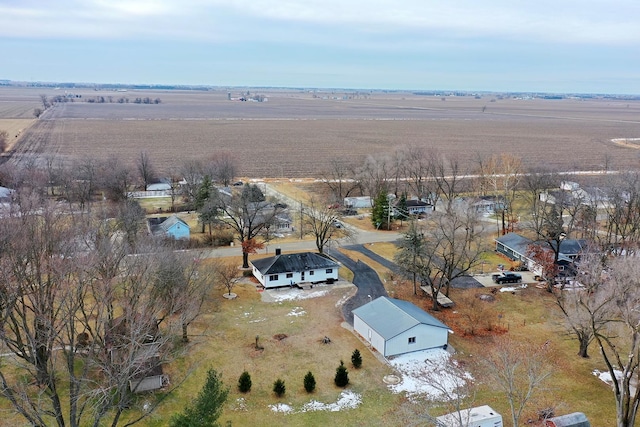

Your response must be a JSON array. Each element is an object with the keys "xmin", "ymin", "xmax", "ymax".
[{"xmin": 148, "ymin": 215, "xmax": 190, "ymax": 240}]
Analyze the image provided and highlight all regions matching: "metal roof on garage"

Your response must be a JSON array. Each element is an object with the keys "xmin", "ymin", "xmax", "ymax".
[{"xmin": 352, "ymin": 296, "xmax": 450, "ymax": 340}]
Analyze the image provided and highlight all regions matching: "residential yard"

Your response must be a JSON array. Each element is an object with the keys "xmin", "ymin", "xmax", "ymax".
[{"xmin": 349, "ymin": 242, "xmax": 618, "ymax": 426}]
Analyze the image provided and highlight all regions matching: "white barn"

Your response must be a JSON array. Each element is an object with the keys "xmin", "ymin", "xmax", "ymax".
[
  {"xmin": 250, "ymin": 250, "xmax": 340, "ymax": 288},
  {"xmin": 353, "ymin": 297, "xmax": 450, "ymax": 358}
]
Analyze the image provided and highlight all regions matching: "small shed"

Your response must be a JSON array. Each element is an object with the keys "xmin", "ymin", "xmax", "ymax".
[
  {"xmin": 353, "ymin": 296, "xmax": 450, "ymax": 358},
  {"xmin": 148, "ymin": 215, "xmax": 190, "ymax": 240},
  {"xmin": 545, "ymin": 412, "xmax": 590, "ymax": 427}
]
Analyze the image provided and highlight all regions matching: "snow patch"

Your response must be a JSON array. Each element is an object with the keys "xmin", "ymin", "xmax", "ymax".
[
  {"xmin": 268, "ymin": 403, "xmax": 294, "ymax": 413},
  {"xmin": 267, "ymin": 288, "xmax": 329, "ymax": 302},
  {"xmin": 388, "ymin": 349, "xmax": 471, "ymax": 401},
  {"xmin": 268, "ymin": 391, "xmax": 362, "ymax": 414},
  {"xmin": 335, "ymin": 294, "xmax": 350, "ymax": 308},
  {"xmin": 499, "ymin": 284, "xmax": 528, "ymax": 292},
  {"xmin": 248, "ymin": 318, "xmax": 267, "ymax": 323},
  {"xmin": 287, "ymin": 307, "xmax": 306, "ymax": 317}
]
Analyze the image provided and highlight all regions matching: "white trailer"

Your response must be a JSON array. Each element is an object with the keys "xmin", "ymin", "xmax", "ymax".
[{"xmin": 435, "ymin": 405, "xmax": 503, "ymax": 427}]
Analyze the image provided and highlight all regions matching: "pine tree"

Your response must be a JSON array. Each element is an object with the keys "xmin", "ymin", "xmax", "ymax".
[
  {"xmin": 238, "ymin": 371, "xmax": 252, "ymax": 393},
  {"xmin": 170, "ymin": 368, "xmax": 229, "ymax": 427},
  {"xmin": 371, "ymin": 191, "xmax": 390, "ymax": 229},
  {"xmin": 303, "ymin": 371, "xmax": 316, "ymax": 393},
  {"xmin": 334, "ymin": 360, "xmax": 349, "ymax": 387},
  {"xmin": 351, "ymin": 349, "xmax": 362, "ymax": 369},
  {"xmin": 273, "ymin": 378, "xmax": 286, "ymax": 397}
]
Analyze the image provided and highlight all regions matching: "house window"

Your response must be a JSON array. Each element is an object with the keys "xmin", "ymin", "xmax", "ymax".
[
  {"xmin": 326, "ymin": 268, "xmax": 333, "ymax": 274},
  {"xmin": 408, "ymin": 337, "xmax": 416, "ymax": 344},
  {"xmin": 309, "ymin": 271, "xmax": 314, "ymax": 276},
  {"xmin": 286, "ymin": 273, "xmax": 293, "ymax": 278},
  {"xmin": 269, "ymin": 275, "xmax": 279, "ymax": 281}
]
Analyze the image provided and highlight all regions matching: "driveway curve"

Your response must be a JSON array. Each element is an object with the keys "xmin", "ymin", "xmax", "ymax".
[{"xmin": 326, "ymin": 248, "xmax": 388, "ymax": 326}]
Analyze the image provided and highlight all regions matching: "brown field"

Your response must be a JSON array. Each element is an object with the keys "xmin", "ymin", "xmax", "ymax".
[{"xmin": 2, "ymin": 87, "xmax": 640, "ymax": 177}]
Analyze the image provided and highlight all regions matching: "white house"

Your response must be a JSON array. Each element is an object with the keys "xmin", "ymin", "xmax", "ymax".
[
  {"xmin": 343, "ymin": 196, "xmax": 372, "ymax": 209},
  {"xmin": 250, "ymin": 250, "xmax": 340, "ymax": 288},
  {"xmin": 353, "ymin": 296, "xmax": 450, "ymax": 358}
]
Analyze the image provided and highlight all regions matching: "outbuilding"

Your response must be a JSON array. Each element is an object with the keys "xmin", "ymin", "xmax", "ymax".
[
  {"xmin": 147, "ymin": 215, "xmax": 190, "ymax": 240},
  {"xmin": 545, "ymin": 412, "xmax": 590, "ymax": 427},
  {"xmin": 353, "ymin": 296, "xmax": 450, "ymax": 358}
]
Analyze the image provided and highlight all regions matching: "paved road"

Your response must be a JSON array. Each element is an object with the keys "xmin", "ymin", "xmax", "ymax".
[{"xmin": 326, "ymin": 248, "xmax": 388, "ymax": 326}]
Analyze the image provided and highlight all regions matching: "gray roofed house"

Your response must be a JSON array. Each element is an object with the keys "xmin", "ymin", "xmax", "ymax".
[
  {"xmin": 353, "ymin": 296, "xmax": 450, "ymax": 357},
  {"xmin": 251, "ymin": 250, "xmax": 340, "ymax": 288}
]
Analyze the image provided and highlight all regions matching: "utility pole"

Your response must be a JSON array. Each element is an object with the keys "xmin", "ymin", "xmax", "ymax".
[{"xmin": 300, "ymin": 201, "xmax": 304, "ymax": 239}]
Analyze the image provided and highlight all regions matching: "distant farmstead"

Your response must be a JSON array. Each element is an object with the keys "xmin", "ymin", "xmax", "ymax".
[{"xmin": 250, "ymin": 250, "xmax": 339, "ymax": 288}]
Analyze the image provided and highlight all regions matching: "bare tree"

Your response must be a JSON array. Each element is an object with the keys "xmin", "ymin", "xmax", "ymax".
[
  {"xmin": 401, "ymin": 145, "xmax": 436, "ymax": 203},
  {"xmin": 395, "ymin": 203, "xmax": 483, "ymax": 308},
  {"xmin": 215, "ymin": 260, "xmax": 242, "ymax": 297},
  {"xmin": 137, "ymin": 151, "xmax": 156, "ymax": 191},
  {"xmin": 476, "ymin": 153, "xmax": 522, "ymax": 235},
  {"xmin": 0, "ymin": 129, "xmax": 8, "ymax": 152},
  {"xmin": 99, "ymin": 154, "xmax": 133, "ymax": 201},
  {"xmin": 601, "ymin": 172, "xmax": 640, "ymax": 255},
  {"xmin": 357, "ymin": 154, "xmax": 391, "ymax": 199},
  {"xmin": 180, "ymin": 159, "xmax": 204, "ymax": 204},
  {"xmin": 209, "ymin": 151, "xmax": 238, "ymax": 186},
  {"xmin": 0, "ymin": 196, "xmax": 185, "ymax": 427},
  {"xmin": 303, "ymin": 197, "xmax": 353, "ymax": 254},
  {"xmin": 321, "ymin": 158, "xmax": 361, "ymax": 203},
  {"xmin": 430, "ymin": 152, "xmax": 465, "ymax": 212},
  {"xmin": 481, "ymin": 337, "xmax": 553, "ymax": 427},
  {"xmin": 212, "ymin": 185, "xmax": 282, "ymax": 268},
  {"xmin": 571, "ymin": 256, "xmax": 640, "ymax": 427},
  {"xmin": 554, "ymin": 253, "xmax": 608, "ymax": 358}
]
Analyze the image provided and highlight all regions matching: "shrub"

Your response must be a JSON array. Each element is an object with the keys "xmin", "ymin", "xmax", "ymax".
[
  {"xmin": 238, "ymin": 371, "xmax": 252, "ymax": 393},
  {"xmin": 273, "ymin": 378, "xmax": 286, "ymax": 397},
  {"xmin": 334, "ymin": 360, "xmax": 349, "ymax": 387},
  {"xmin": 303, "ymin": 371, "xmax": 316, "ymax": 393},
  {"xmin": 351, "ymin": 349, "xmax": 362, "ymax": 368}
]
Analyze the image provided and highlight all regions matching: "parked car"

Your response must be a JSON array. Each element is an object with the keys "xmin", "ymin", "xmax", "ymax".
[{"xmin": 492, "ymin": 272, "xmax": 522, "ymax": 284}]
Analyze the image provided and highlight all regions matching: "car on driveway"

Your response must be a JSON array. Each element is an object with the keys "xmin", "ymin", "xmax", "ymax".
[{"xmin": 492, "ymin": 272, "xmax": 522, "ymax": 284}]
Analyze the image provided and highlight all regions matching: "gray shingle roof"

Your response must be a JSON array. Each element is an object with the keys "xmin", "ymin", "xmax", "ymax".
[
  {"xmin": 353, "ymin": 296, "xmax": 449, "ymax": 340},
  {"xmin": 251, "ymin": 252, "xmax": 339, "ymax": 275},
  {"xmin": 148, "ymin": 215, "xmax": 189, "ymax": 236},
  {"xmin": 495, "ymin": 232, "xmax": 533, "ymax": 255}
]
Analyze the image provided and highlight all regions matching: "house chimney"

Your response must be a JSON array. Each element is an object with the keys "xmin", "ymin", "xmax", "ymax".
[{"xmin": 275, "ymin": 248, "xmax": 281, "ymax": 256}]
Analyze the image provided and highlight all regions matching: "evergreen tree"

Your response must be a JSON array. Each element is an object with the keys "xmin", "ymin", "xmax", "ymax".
[
  {"xmin": 334, "ymin": 360, "xmax": 349, "ymax": 387},
  {"xmin": 170, "ymin": 368, "xmax": 229, "ymax": 427},
  {"xmin": 303, "ymin": 371, "xmax": 316, "ymax": 393},
  {"xmin": 241, "ymin": 184, "xmax": 265, "ymax": 202},
  {"xmin": 371, "ymin": 191, "xmax": 390, "ymax": 229},
  {"xmin": 351, "ymin": 349, "xmax": 362, "ymax": 369},
  {"xmin": 194, "ymin": 175, "xmax": 213, "ymax": 210},
  {"xmin": 396, "ymin": 192, "xmax": 409, "ymax": 220},
  {"xmin": 238, "ymin": 371, "xmax": 252, "ymax": 393},
  {"xmin": 273, "ymin": 378, "xmax": 286, "ymax": 397}
]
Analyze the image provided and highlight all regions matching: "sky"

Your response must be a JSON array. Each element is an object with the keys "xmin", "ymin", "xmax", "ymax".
[{"xmin": 1, "ymin": 1, "xmax": 639, "ymax": 94}]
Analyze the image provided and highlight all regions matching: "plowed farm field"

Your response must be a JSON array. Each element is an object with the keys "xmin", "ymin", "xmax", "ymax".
[{"xmin": 4, "ymin": 87, "xmax": 640, "ymax": 177}]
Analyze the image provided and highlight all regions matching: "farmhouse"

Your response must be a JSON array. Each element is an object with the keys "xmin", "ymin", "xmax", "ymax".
[
  {"xmin": 250, "ymin": 250, "xmax": 339, "ymax": 288},
  {"xmin": 353, "ymin": 296, "xmax": 450, "ymax": 358},
  {"xmin": 147, "ymin": 215, "xmax": 190, "ymax": 240}
]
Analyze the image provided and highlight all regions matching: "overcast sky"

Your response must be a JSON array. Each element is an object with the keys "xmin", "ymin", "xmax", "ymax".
[{"xmin": 1, "ymin": 1, "xmax": 638, "ymax": 94}]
